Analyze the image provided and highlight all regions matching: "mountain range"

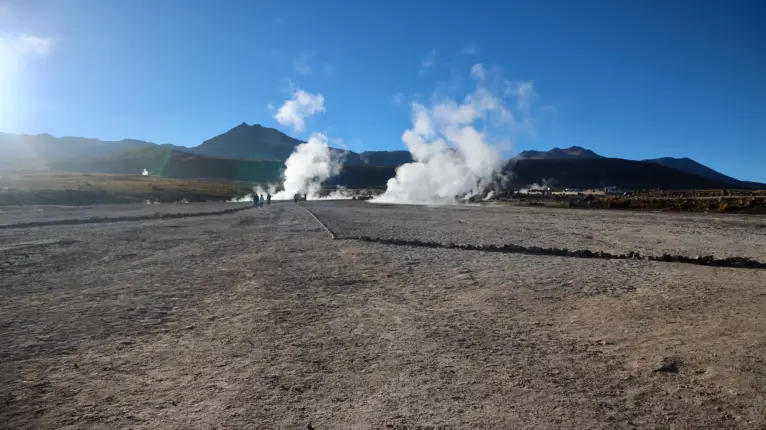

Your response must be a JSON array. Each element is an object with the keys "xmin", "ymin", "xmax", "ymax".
[
  {"xmin": 513, "ymin": 146, "xmax": 602, "ymax": 160},
  {"xmin": 3, "ymin": 124, "xmax": 763, "ymax": 190}
]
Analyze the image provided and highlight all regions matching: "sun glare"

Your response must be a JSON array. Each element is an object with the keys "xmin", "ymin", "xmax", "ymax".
[{"xmin": 0, "ymin": 34, "xmax": 51, "ymax": 130}]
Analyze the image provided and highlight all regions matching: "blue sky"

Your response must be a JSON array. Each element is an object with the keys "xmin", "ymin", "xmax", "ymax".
[{"xmin": 1, "ymin": 0, "xmax": 764, "ymax": 180}]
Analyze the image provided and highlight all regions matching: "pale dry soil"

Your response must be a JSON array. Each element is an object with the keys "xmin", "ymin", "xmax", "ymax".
[
  {"xmin": 309, "ymin": 200, "xmax": 766, "ymax": 261},
  {"xmin": 1, "ymin": 201, "xmax": 765, "ymax": 429},
  {"xmin": 0, "ymin": 202, "xmax": 253, "ymax": 227}
]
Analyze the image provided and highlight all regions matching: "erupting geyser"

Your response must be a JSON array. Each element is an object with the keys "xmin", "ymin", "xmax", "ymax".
[
  {"xmin": 272, "ymin": 133, "xmax": 344, "ymax": 200},
  {"xmin": 373, "ymin": 64, "xmax": 535, "ymax": 205}
]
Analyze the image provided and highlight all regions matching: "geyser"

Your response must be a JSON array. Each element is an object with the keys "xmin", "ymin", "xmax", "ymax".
[{"xmin": 373, "ymin": 64, "xmax": 535, "ymax": 205}]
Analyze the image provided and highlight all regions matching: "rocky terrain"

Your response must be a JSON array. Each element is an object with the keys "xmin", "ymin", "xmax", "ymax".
[
  {"xmin": 308, "ymin": 201, "xmax": 766, "ymax": 261},
  {"xmin": 2, "ymin": 201, "xmax": 766, "ymax": 428}
]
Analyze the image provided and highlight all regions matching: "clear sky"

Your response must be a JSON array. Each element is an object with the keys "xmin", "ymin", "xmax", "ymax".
[{"xmin": 1, "ymin": 0, "xmax": 764, "ymax": 181}]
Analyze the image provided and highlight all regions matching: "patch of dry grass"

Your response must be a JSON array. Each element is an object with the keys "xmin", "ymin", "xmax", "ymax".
[{"xmin": 0, "ymin": 171, "xmax": 254, "ymax": 205}]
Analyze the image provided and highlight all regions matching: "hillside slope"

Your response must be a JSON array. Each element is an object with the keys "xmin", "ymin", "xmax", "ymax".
[
  {"xmin": 190, "ymin": 123, "xmax": 411, "ymax": 166},
  {"xmin": 0, "ymin": 132, "xmax": 171, "ymax": 170},
  {"xmin": 644, "ymin": 157, "xmax": 738, "ymax": 183},
  {"xmin": 52, "ymin": 148, "xmax": 285, "ymax": 183},
  {"xmin": 51, "ymin": 147, "xmax": 746, "ymax": 191},
  {"xmin": 514, "ymin": 146, "xmax": 603, "ymax": 160},
  {"xmin": 191, "ymin": 123, "xmax": 301, "ymax": 160},
  {"xmin": 505, "ymin": 158, "xmax": 742, "ymax": 190},
  {"xmin": 7, "ymin": 127, "xmax": 762, "ymax": 189},
  {"xmin": 645, "ymin": 157, "xmax": 766, "ymax": 189},
  {"xmin": 51, "ymin": 147, "xmax": 396, "ymax": 188}
]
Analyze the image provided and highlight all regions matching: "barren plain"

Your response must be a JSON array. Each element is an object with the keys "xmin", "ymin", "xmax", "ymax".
[{"xmin": 2, "ymin": 201, "xmax": 766, "ymax": 429}]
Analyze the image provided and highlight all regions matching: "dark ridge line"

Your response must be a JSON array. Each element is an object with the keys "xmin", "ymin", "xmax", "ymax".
[
  {"xmin": 299, "ymin": 204, "xmax": 766, "ymax": 270},
  {"xmin": 348, "ymin": 236, "xmax": 766, "ymax": 269},
  {"xmin": 0, "ymin": 206, "xmax": 253, "ymax": 230}
]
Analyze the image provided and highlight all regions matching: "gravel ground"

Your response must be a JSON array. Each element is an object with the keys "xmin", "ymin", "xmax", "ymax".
[
  {"xmin": 2, "ymin": 202, "xmax": 766, "ymax": 428},
  {"xmin": 307, "ymin": 200, "xmax": 766, "ymax": 261},
  {"xmin": 0, "ymin": 202, "xmax": 255, "ymax": 227}
]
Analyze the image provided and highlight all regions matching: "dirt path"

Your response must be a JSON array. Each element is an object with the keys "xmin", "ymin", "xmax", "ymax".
[{"xmin": 2, "ymin": 203, "xmax": 765, "ymax": 428}]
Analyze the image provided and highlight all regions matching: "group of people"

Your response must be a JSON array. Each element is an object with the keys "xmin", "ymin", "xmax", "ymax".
[
  {"xmin": 252, "ymin": 193, "xmax": 271, "ymax": 207},
  {"xmin": 250, "ymin": 192, "xmax": 309, "ymax": 206}
]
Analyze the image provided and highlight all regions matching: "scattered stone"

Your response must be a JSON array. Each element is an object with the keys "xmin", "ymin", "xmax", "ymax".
[
  {"xmin": 653, "ymin": 357, "xmax": 682, "ymax": 373},
  {"xmin": 183, "ymin": 324, "xmax": 195, "ymax": 330}
]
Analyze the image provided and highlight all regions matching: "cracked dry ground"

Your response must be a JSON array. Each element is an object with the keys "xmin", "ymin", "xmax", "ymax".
[{"xmin": 2, "ymin": 202, "xmax": 766, "ymax": 429}]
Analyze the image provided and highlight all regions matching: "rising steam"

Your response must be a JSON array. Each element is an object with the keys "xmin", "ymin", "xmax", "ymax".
[
  {"xmin": 373, "ymin": 64, "xmax": 535, "ymax": 205},
  {"xmin": 273, "ymin": 133, "xmax": 344, "ymax": 200}
]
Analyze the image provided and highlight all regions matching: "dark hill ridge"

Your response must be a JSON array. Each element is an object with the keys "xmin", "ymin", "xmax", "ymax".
[
  {"xmin": 644, "ymin": 157, "xmax": 766, "ymax": 189},
  {"xmin": 53, "ymin": 147, "xmax": 741, "ymax": 191},
  {"xmin": 514, "ymin": 146, "xmax": 603, "ymax": 160},
  {"xmin": 0, "ymin": 132, "xmax": 169, "ymax": 170},
  {"xmin": 4, "ymin": 124, "xmax": 764, "ymax": 189},
  {"xmin": 52, "ymin": 147, "xmax": 285, "ymax": 183},
  {"xmin": 189, "ymin": 123, "xmax": 414, "ymax": 167},
  {"xmin": 51, "ymin": 147, "xmax": 398, "ymax": 188},
  {"xmin": 505, "ymin": 158, "xmax": 738, "ymax": 190},
  {"xmin": 191, "ymin": 123, "xmax": 301, "ymax": 160}
]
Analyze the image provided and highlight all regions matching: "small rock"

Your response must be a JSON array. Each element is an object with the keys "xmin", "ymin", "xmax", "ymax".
[
  {"xmin": 183, "ymin": 324, "xmax": 195, "ymax": 330},
  {"xmin": 653, "ymin": 356, "xmax": 682, "ymax": 373}
]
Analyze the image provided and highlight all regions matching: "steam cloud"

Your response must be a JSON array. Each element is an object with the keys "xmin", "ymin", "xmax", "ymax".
[
  {"xmin": 373, "ymin": 64, "xmax": 535, "ymax": 205},
  {"xmin": 273, "ymin": 133, "xmax": 344, "ymax": 200},
  {"xmin": 273, "ymin": 89, "xmax": 325, "ymax": 133}
]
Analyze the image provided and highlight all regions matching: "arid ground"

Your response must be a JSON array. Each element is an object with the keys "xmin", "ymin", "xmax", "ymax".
[{"xmin": 2, "ymin": 201, "xmax": 766, "ymax": 429}]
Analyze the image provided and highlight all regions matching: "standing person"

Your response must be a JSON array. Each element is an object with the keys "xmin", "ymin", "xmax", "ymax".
[
  {"xmin": 253, "ymin": 194, "xmax": 259, "ymax": 207},
  {"xmin": 259, "ymin": 194, "xmax": 265, "ymax": 207},
  {"xmin": 266, "ymin": 193, "xmax": 271, "ymax": 205},
  {"xmin": 293, "ymin": 194, "xmax": 298, "ymax": 204}
]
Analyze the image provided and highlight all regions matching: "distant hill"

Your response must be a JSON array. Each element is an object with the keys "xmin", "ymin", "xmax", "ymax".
[
  {"xmin": 0, "ymin": 125, "xmax": 409, "ymax": 173},
  {"xmin": 742, "ymin": 181, "xmax": 766, "ymax": 190},
  {"xmin": 191, "ymin": 123, "xmax": 301, "ymax": 160},
  {"xmin": 514, "ymin": 146, "xmax": 603, "ymax": 160},
  {"xmin": 52, "ymin": 147, "xmax": 285, "ymax": 183},
  {"xmin": 53, "ymin": 147, "xmax": 742, "ymax": 191},
  {"xmin": 190, "ymin": 123, "xmax": 413, "ymax": 166},
  {"xmin": 51, "ymin": 147, "xmax": 396, "ymax": 188},
  {"xmin": 0, "ymin": 132, "xmax": 175, "ymax": 170},
  {"xmin": 359, "ymin": 150, "xmax": 413, "ymax": 166},
  {"xmin": 505, "ymin": 158, "xmax": 742, "ymax": 190},
  {"xmin": 6, "ymin": 125, "xmax": 764, "ymax": 190},
  {"xmin": 644, "ymin": 157, "xmax": 766, "ymax": 189}
]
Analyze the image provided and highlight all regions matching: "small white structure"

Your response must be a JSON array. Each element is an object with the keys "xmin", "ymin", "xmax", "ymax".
[{"xmin": 526, "ymin": 187, "xmax": 552, "ymax": 195}]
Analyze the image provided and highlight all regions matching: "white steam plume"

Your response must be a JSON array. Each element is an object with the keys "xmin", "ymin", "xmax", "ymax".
[
  {"xmin": 273, "ymin": 133, "xmax": 343, "ymax": 200},
  {"xmin": 373, "ymin": 64, "xmax": 535, "ymax": 205},
  {"xmin": 141, "ymin": 168, "xmax": 149, "ymax": 176},
  {"xmin": 318, "ymin": 185, "xmax": 353, "ymax": 200},
  {"xmin": 273, "ymin": 89, "xmax": 325, "ymax": 133}
]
